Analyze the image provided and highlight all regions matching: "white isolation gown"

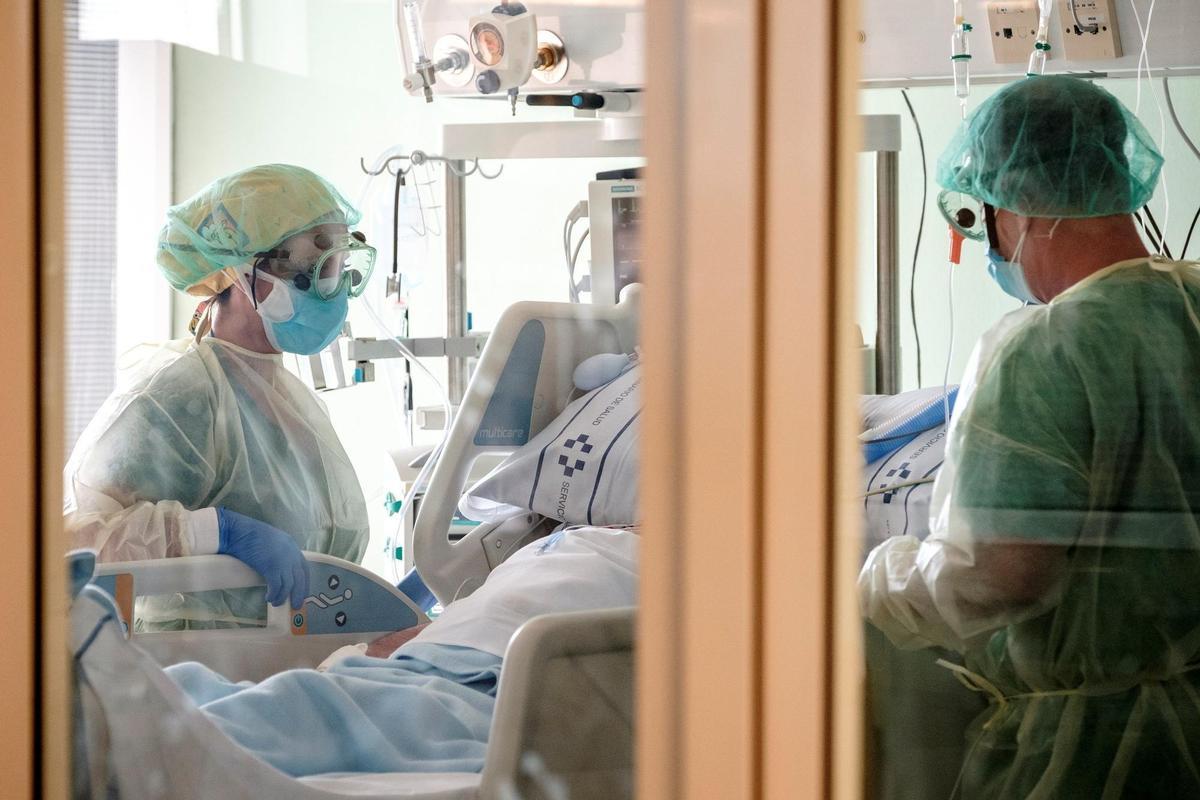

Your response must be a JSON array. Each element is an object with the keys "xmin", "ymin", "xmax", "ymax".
[
  {"xmin": 861, "ymin": 257, "xmax": 1200, "ymax": 798},
  {"xmin": 65, "ymin": 337, "xmax": 368, "ymax": 629}
]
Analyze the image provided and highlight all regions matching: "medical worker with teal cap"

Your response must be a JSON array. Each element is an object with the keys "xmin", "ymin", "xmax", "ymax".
[
  {"xmin": 860, "ymin": 76, "xmax": 1200, "ymax": 797},
  {"xmin": 66, "ymin": 164, "xmax": 378, "ymax": 630}
]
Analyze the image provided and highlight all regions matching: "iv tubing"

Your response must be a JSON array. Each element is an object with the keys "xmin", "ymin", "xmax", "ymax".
[
  {"xmin": 357, "ymin": 145, "xmax": 454, "ymax": 584},
  {"xmin": 901, "ymin": 89, "xmax": 928, "ymax": 387},
  {"xmin": 362, "ymin": 298, "xmax": 454, "ymax": 585},
  {"xmin": 1164, "ymin": 75, "xmax": 1200, "ymax": 165},
  {"xmin": 1128, "ymin": 0, "xmax": 1169, "ymax": 237},
  {"xmin": 943, "ymin": 259, "xmax": 957, "ymax": 426}
]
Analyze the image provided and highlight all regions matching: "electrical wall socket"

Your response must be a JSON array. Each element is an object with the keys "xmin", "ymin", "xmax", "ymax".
[
  {"xmin": 1058, "ymin": 0, "xmax": 1122, "ymax": 61},
  {"xmin": 987, "ymin": 1, "xmax": 1041, "ymax": 64}
]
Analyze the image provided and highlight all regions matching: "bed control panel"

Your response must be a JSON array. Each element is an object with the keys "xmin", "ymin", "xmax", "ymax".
[
  {"xmin": 90, "ymin": 552, "xmax": 426, "ymax": 638},
  {"xmin": 290, "ymin": 557, "xmax": 424, "ymax": 636}
]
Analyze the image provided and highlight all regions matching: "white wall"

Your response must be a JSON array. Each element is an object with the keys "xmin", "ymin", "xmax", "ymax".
[{"xmin": 857, "ymin": 75, "xmax": 1200, "ymax": 394}]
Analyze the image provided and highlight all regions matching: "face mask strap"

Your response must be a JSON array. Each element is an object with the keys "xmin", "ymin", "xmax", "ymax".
[
  {"xmin": 251, "ymin": 259, "xmax": 261, "ymax": 308},
  {"xmin": 1011, "ymin": 227, "xmax": 1029, "ymax": 266},
  {"xmin": 1013, "ymin": 214, "xmax": 1064, "ymax": 266},
  {"xmin": 189, "ymin": 300, "xmax": 214, "ymax": 344},
  {"xmin": 248, "ymin": 253, "xmax": 286, "ymax": 309},
  {"xmin": 227, "ymin": 260, "xmax": 268, "ymax": 310}
]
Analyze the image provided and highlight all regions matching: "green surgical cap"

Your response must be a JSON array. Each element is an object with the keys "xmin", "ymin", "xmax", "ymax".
[
  {"xmin": 156, "ymin": 164, "xmax": 361, "ymax": 296},
  {"xmin": 936, "ymin": 75, "xmax": 1163, "ymax": 218}
]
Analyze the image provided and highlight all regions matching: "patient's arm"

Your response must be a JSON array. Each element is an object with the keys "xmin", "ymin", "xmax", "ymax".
[{"xmin": 365, "ymin": 623, "xmax": 430, "ymax": 658}]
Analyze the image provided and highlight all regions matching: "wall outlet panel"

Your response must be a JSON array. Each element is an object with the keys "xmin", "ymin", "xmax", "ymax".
[
  {"xmin": 987, "ymin": 2, "xmax": 1041, "ymax": 65},
  {"xmin": 1058, "ymin": 0, "xmax": 1122, "ymax": 61},
  {"xmin": 858, "ymin": 0, "xmax": 1200, "ymax": 82}
]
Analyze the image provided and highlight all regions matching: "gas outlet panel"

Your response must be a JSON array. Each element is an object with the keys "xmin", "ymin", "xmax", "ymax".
[
  {"xmin": 987, "ymin": 2, "xmax": 1041, "ymax": 65},
  {"xmin": 1058, "ymin": 0, "xmax": 1122, "ymax": 61}
]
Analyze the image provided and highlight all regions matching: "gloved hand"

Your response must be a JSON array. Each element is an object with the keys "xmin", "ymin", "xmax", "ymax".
[{"xmin": 216, "ymin": 508, "xmax": 310, "ymax": 609}]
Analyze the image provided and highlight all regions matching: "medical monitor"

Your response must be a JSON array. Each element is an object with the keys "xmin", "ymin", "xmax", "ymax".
[{"xmin": 587, "ymin": 173, "xmax": 643, "ymax": 305}]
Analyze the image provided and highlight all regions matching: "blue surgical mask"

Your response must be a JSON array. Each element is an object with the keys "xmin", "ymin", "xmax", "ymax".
[
  {"xmin": 249, "ymin": 272, "xmax": 349, "ymax": 355},
  {"xmin": 985, "ymin": 231, "xmax": 1041, "ymax": 305}
]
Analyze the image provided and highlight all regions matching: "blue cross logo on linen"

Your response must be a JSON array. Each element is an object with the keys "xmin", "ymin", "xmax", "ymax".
[
  {"xmin": 558, "ymin": 433, "xmax": 595, "ymax": 477},
  {"xmin": 880, "ymin": 462, "xmax": 912, "ymax": 505}
]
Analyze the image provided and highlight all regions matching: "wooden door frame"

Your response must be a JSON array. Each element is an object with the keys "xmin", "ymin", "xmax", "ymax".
[
  {"xmin": 638, "ymin": 0, "xmax": 862, "ymax": 796},
  {"xmin": 0, "ymin": 0, "xmax": 40, "ymax": 787},
  {"xmin": 0, "ymin": 0, "xmax": 67, "ymax": 796},
  {"xmin": 41, "ymin": 0, "xmax": 69, "ymax": 792}
]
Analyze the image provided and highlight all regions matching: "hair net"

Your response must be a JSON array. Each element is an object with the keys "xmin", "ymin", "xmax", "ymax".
[
  {"xmin": 936, "ymin": 75, "xmax": 1164, "ymax": 218},
  {"xmin": 156, "ymin": 164, "xmax": 361, "ymax": 297}
]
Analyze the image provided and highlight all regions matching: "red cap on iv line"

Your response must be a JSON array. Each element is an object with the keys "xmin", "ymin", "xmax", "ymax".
[{"xmin": 948, "ymin": 226, "xmax": 966, "ymax": 265}]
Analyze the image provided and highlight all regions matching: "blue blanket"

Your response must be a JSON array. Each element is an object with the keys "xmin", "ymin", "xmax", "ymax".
[{"xmin": 166, "ymin": 642, "xmax": 502, "ymax": 777}]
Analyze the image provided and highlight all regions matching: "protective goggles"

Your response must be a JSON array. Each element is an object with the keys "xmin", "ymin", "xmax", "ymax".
[
  {"xmin": 254, "ymin": 231, "xmax": 377, "ymax": 301},
  {"xmin": 936, "ymin": 189, "xmax": 987, "ymax": 243}
]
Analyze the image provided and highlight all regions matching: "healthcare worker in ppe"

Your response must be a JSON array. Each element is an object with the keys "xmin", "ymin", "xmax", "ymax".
[
  {"xmin": 65, "ymin": 164, "xmax": 377, "ymax": 630},
  {"xmin": 859, "ymin": 76, "xmax": 1200, "ymax": 798}
]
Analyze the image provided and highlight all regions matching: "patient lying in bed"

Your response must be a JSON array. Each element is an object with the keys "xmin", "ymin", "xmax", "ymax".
[{"xmin": 164, "ymin": 526, "xmax": 637, "ymax": 778}]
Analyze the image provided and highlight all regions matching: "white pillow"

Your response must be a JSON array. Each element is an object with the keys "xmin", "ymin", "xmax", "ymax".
[
  {"xmin": 459, "ymin": 363, "xmax": 641, "ymax": 527},
  {"xmin": 860, "ymin": 386, "xmax": 956, "ymax": 464}
]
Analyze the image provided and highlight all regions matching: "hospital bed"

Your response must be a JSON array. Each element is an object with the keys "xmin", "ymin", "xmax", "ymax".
[{"xmin": 75, "ymin": 289, "xmax": 641, "ymax": 799}]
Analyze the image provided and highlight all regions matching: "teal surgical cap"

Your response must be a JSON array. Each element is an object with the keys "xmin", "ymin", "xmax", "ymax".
[
  {"xmin": 156, "ymin": 164, "xmax": 361, "ymax": 297},
  {"xmin": 936, "ymin": 75, "xmax": 1164, "ymax": 218}
]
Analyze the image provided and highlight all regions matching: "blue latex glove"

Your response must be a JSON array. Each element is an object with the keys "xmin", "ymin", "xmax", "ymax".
[{"xmin": 216, "ymin": 508, "xmax": 310, "ymax": 609}]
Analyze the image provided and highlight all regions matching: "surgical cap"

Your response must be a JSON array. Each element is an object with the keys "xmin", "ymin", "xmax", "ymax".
[
  {"xmin": 936, "ymin": 76, "xmax": 1163, "ymax": 218},
  {"xmin": 156, "ymin": 164, "xmax": 361, "ymax": 297}
]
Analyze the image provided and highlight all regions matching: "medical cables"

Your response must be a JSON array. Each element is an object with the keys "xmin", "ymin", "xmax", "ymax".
[
  {"xmin": 863, "ymin": 478, "xmax": 935, "ymax": 498},
  {"xmin": 901, "ymin": 89, "xmax": 928, "ymax": 388},
  {"xmin": 1137, "ymin": 205, "xmax": 1166, "ymax": 257},
  {"xmin": 562, "ymin": 200, "xmax": 590, "ymax": 302},
  {"xmin": 1129, "ymin": 0, "xmax": 1171, "ymax": 240},
  {"xmin": 1067, "ymin": 0, "xmax": 1099, "ymax": 34},
  {"xmin": 1131, "ymin": 0, "xmax": 1159, "ymax": 117},
  {"xmin": 357, "ymin": 145, "xmax": 456, "ymax": 585},
  {"xmin": 388, "ymin": 168, "xmax": 417, "ymax": 443},
  {"xmin": 942, "ymin": 260, "xmax": 957, "ymax": 426},
  {"xmin": 1135, "ymin": 212, "xmax": 1167, "ymax": 256},
  {"xmin": 361, "ymin": 297, "xmax": 454, "ymax": 585},
  {"xmin": 1164, "ymin": 76, "xmax": 1200, "ymax": 166},
  {"xmin": 1183, "ymin": 209, "xmax": 1200, "ymax": 262},
  {"xmin": 1164, "ymin": 75, "xmax": 1200, "ymax": 260}
]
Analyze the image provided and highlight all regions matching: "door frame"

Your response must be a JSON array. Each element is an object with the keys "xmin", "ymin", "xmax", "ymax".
[{"xmin": 638, "ymin": 0, "xmax": 863, "ymax": 796}]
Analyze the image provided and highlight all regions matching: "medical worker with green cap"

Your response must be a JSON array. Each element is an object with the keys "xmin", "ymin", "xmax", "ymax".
[
  {"xmin": 65, "ymin": 164, "xmax": 377, "ymax": 630},
  {"xmin": 859, "ymin": 76, "xmax": 1200, "ymax": 797}
]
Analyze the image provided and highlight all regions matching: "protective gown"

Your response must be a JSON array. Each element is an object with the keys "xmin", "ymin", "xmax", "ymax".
[
  {"xmin": 861, "ymin": 257, "xmax": 1200, "ymax": 798},
  {"xmin": 65, "ymin": 337, "xmax": 369, "ymax": 629}
]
